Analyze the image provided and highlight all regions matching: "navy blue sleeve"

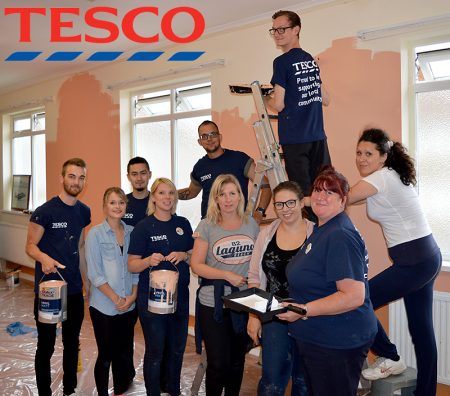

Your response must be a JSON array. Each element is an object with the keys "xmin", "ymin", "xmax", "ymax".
[
  {"xmin": 128, "ymin": 223, "xmax": 148, "ymax": 257},
  {"xmin": 325, "ymin": 230, "xmax": 365, "ymax": 283}
]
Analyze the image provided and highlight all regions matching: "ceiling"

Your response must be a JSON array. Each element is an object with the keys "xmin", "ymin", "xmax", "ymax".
[{"xmin": 0, "ymin": 0, "xmax": 331, "ymax": 95}]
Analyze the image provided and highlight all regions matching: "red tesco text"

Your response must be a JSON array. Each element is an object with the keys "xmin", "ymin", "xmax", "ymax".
[{"xmin": 4, "ymin": 6, "xmax": 205, "ymax": 44}]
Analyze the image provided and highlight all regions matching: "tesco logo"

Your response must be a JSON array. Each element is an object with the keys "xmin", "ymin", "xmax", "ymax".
[{"xmin": 5, "ymin": 6, "xmax": 205, "ymax": 44}]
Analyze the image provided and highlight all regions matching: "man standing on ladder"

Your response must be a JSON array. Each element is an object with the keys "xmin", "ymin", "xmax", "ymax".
[{"xmin": 265, "ymin": 10, "xmax": 331, "ymax": 220}]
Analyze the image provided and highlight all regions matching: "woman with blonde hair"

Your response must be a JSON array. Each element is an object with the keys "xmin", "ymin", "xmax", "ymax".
[
  {"xmin": 86, "ymin": 187, "xmax": 138, "ymax": 396},
  {"xmin": 191, "ymin": 174, "xmax": 259, "ymax": 396},
  {"xmin": 128, "ymin": 178, "xmax": 194, "ymax": 396}
]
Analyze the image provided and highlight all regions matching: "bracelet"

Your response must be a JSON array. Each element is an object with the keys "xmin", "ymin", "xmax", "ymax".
[
  {"xmin": 184, "ymin": 252, "xmax": 189, "ymax": 261},
  {"xmin": 116, "ymin": 296, "xmax": 122, "ymax": 304}
]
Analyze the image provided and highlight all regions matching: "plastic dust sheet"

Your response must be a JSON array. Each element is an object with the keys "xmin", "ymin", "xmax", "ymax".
[{"xmin": 0, "ymin": 279, "xmax": 261, "ymax": 395}]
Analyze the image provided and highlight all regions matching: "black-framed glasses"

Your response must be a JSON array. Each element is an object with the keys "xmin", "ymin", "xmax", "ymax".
[
  {"xmin": 199, "ymin": 131, "xmax": 220, "ymax": 141},
  {"xmin": 273, "ymin": 199, "xmax": 298, "ymax": 210},
  {"xmin": 269, "ymin": 26, "xmax": 294, "ymax": 35}
]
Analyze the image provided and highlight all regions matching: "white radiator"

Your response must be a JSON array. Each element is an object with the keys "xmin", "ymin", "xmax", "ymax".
[
  {"xmin": 0, "ymin": 222, "xmax": 34, "ymax": 268},
  {"xmin": 389, "ymin": 291, "xmax": 450, "ymax": 385}
]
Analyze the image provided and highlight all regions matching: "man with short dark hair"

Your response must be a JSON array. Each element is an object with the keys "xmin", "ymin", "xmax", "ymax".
[
  {"xmin": 123, "ymin": 156, "xmax": 152, "ymax": 227},
  {"xmin": 266, "ymin": 10, "xmax": 331, "ymax": 217},
  {"xmin": 178, "ymin": 120, "xmax": 271, "ymax": 222},
  {"xmin": 26, "ymin": 158, "xmax": 91, "ymax": 396}
]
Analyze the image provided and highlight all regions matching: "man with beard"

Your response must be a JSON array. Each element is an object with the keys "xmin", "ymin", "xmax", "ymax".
[
  {"xmin": 178, "ymin": 120, "xmax": 271, "ymax": 222},
  {"xmin": 123, "ymin": 156, "xmax": 152, "ymax": 227},
  {"xmin": 25, "ymin": 158, "xmax": 91, "ymax": 396}
]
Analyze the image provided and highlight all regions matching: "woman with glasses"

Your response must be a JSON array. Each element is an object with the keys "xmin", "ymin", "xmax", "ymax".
[
  {"xmin": 247, "ymin": 181, "xmax": 313, "ymax": 396},
  {"xmin": 278, "ymin": 167, "xmax": 377, "ymax": 396},
  {"xmin": 191, "ymin": 174, "xmax": 259, "ymax": 396}
]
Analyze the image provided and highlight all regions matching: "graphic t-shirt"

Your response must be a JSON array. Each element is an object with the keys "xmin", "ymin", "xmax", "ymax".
[
  {"xmin": 123, "ymin": 193, "xmax": 149, "ymax": 227},
  {"xmin": 191, "ymin": 149, "xmax": 253, "ymax": 217},
  {"xmin": 271, "ymin": 48, "xmax": 326, "ymax": 145},
  {"xmin": 195, "ymin": 216, "xmax": 259, "ymax": 307},
  {"xmin": 30, "ymin": 196, "xmax": 91, "ymax": 295}
]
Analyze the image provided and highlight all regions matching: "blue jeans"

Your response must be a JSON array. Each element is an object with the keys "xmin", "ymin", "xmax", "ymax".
[
  {"xmin": 137, "ymin": 296, "xmax": 189, "ymax": 396},
  {"xmin": 258, "ymin": 320, "xmax": 308, "ymax": 396}
]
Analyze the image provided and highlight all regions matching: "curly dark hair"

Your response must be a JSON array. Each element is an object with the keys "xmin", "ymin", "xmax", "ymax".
[{"xmin": 358, "ymin": 128, "xmax": 416, "ymax": 186}]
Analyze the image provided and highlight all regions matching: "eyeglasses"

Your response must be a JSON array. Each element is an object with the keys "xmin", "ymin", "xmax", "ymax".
[
  {"xmin": 199, "ymin": 131, "xmax": 220, "ymax": 141},
  {"xmin": 269, "ymin": 26, "xmax": 294, "ymax": 35},
  {"xmin": 273, "ymin": 199, "xmax": 298, "ymax": 210}
]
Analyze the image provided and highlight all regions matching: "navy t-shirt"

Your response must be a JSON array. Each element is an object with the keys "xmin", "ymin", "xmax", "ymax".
[
  {"xmin": 128, "ymin": 214, "xmax": 194, "ymax": 314},
  {"xmin": 286, "ymin": 212, "xmax": 377, "ymax": 349},
  {"xmin": 123, "ymin": 193, "xmax": 149, "ymax": 227},
  {"xmin": 30, "ymin": 196, "xmax": 91, "ymax": 295},
  {"xmin": 191, "ymin": 149, "xmax": 253, "ymax": 217},
  {"xmin": 271, "ymin": 48, "xmax": 326, "ymax": 145}
]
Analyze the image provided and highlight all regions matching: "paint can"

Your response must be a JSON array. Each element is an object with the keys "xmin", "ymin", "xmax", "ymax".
[
  {"xmin": 148, "ymin": 263, "xmax": 179, "ymax": 314},
  {"xmin": 38, "ymin": 270, "xmax": 67, "ymax": 324}
]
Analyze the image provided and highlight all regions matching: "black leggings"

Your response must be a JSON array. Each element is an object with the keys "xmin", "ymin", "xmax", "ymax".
[{"xmin": 198, "ymin": 304, "xmax": 250, "ymax": 396}]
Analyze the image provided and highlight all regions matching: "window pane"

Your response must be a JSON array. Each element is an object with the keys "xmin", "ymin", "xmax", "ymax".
[
  {"xmin": 176, "ymin": 83, "xmax": 211, "ymax": 113},
  {"xmin": 135, "ymin": 90, "xmax": 171, "ymax": 118},
  {"xmin": 14, "ymin": 117, "xmax": 31, "ymax": 133},
  {"xmin": 135, "ymin": 121, "xmax": 171, "ymax": 180},
  {"xmin": 12, "ymin": 136, "xmax": 31, "ymax": 174},
  {"xmin": 32, "ymin": 134, "xmax": 46, "ymax": 209},
  {"xmin": 175, "ymin": 116, "xmax": 210, "ymax": 228},
  {"xmin": 416, "ymin": 89, "xmax": 450, "ymax": 260},
  {"xmin": 33, "ymin": 113, "xmax": 46, "ymax": 131}
]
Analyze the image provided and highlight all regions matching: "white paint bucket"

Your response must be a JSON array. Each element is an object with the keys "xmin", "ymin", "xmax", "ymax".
[
  {"xmin": 38, "ymin": 272, "xmax": 67, "ymax": 324},
  {"xmin": 148, "ymin": 264, "xmax": 179, "ymax": 314}
]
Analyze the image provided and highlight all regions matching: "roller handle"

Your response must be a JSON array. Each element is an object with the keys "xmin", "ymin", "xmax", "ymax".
[{"xmin": 286, "ymin": 304, "xmax": 307, "ymax": 316}]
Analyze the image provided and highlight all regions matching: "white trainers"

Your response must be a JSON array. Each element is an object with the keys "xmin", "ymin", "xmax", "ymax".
[{"xmin": 362, "ymin": 356, "xmax": 407, "ymax": 380}]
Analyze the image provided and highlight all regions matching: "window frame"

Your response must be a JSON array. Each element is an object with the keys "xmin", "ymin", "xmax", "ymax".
[
  {"xmin": 406, "ymin": 34, "xmax": 450, "ymax": 269},
  {"xmin": 10, "ymin": 109, "xmax": 46, "ymax": 211},
  {"xmin": 130, "ymin": 79, "xmax": 212, "ymax": 183}
]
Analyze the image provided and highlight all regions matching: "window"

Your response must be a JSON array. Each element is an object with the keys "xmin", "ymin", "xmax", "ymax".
[
  {"xmin": 131, "ymin": 81, "xmax": 211, "ymax": 227},
  {"xmin": 11, "ymin": 110, "xmax": 46, "ymax": 210},
  {"xmin": 414, "ymin": 41, "xmax": 450, "ymax": 262}
]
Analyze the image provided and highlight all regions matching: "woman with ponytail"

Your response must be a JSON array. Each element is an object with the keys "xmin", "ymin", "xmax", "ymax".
[{"xmin": 348, "ymin": 128, "xmax": 441, "ymax": 396}]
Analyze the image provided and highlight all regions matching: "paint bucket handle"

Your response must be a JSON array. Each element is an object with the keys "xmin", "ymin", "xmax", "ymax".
[
  {"xmin": 39, "ymin": 268, "xmax": 66, "ymax": 284},
  {"xmin": 149, "ymin": 260, "xmax": 179, "ymax": 274}
]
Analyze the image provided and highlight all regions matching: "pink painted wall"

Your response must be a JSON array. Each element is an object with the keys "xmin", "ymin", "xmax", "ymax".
[{"xmin": 46, "ymin": 73, "xmax": 121, "ymax": 226}]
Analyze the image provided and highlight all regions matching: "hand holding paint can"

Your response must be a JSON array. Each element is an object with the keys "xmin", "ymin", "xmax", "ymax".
[{"xmin": 38, "ymin": 269, "xmax": 67, "ymax": 324}]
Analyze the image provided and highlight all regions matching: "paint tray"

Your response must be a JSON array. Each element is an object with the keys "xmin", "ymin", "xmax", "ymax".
[{"xmin": 222, "ymin": 287, "xmax": 287, "ymax": 323}]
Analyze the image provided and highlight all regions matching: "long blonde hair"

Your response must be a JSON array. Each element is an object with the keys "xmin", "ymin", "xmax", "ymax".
[
  {"xmin": 147, "ymin": 178, "xmax": 178, "ymax": 216},
  {"xmin": 206, "ymin": 174, "xmax": 245, "ymax": 225}
]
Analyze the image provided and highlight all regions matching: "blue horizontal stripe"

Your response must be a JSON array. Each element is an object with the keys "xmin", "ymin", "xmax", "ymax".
[
  {"xmin": 46, "ymin": 52, "xmax": 83, "ymax": 61},
  {"xmin": 6, "ymin": 52, "xmax": 42, "ymax": 61},
  {"xmin": 127, "ymin": 51, "xmax": 164, "ymax": 61},
  {"xmin": 87, "ymin": 52, "xmax": 123, "ymax": 61},
  {"xmin": 168, "ymin": 51, "xmax": 205, "ymax": 61}
]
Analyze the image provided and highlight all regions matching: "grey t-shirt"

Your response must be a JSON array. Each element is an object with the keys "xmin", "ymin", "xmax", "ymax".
[{"xmin": 195, "ymin": 216, "xmax": 259, "ymax": 307}]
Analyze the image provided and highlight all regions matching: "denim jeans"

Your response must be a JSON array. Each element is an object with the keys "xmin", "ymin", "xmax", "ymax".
[
  {"xmin": 34, "ymin": 293, "xmax": 84, "ymax": 396},
  {"xmin": 137, "ymin": 296, "xmax": 188, "ymax": 396},
  {"xmin": 258, "ymin": 319, "xmax": 308, "ymax": 396},
  {"xmin": 89, "ymin": 306, "xmax": 138, "ymax": 396}
]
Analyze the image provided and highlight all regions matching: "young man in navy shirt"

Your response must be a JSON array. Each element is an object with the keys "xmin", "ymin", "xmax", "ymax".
[
  {"xmin": 265, "ymin": 10, "xmax": 331, "ymax": 219},
  {"xmin": 123, "ymin": 156, "xmax": 152, "ymax": 227},
  {"xmin": 25, "ymin": 158, "xmax": 91, "ymax": 396},
  {"xmin": 177, "ymin": 120, "xmax": 271, "ymax": 223}
]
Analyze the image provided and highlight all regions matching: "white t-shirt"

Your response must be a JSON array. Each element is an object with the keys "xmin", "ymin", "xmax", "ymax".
[{"xmin": 363, "ymin": 167, "xmax": 431, "ymax": 248}]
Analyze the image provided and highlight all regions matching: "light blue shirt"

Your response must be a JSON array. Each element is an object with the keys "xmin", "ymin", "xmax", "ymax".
[{"xmin": 86, "ymin": 220, "xmax": 138, "ymax": 316}]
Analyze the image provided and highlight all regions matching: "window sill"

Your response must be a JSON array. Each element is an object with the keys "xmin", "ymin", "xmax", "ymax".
[{"xmin": 1, "ymin": 209, "xmax": 31, "ymax": 217}]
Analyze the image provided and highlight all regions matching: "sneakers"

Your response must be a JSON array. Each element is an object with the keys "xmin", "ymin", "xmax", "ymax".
[{"xmin": 362, "ymin": 356, "xmax": 407, "ymax": 380}]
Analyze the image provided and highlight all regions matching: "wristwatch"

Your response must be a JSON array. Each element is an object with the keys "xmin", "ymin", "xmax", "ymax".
[{"xmin": 255, "ymin": 207, "xmax": 266, "ymax": 217}]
